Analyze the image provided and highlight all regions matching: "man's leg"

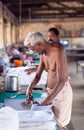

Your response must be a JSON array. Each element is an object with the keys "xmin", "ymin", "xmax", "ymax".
[
  {"xmin": 57, "ymin": 121, "xmax": 75, "ymax": 130},
  {"xmin": 67, "ymin": 121, "xmax": 75, "ymax": 130}
]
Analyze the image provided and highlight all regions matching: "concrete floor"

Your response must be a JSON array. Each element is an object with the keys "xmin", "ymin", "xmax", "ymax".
[{"xmin": 68, "ymin": 61, "xmax": 84, "ymax": 130}]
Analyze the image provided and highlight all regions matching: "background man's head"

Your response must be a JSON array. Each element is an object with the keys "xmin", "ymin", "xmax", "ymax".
[{"xmin": 47, "ymin": 27, "xmax": 59, "ymax": 44}]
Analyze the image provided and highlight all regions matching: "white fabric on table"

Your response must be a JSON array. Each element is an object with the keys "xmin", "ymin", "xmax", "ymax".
[
  {"xmin": 0, "ymin": 107, "xmax": 19, "ymax": 130},
  {"xmin": 4, "ymin": 66, "xmax": 47, "ymax": 86}
]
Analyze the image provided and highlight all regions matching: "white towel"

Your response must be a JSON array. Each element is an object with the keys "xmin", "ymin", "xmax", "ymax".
[{"xmin": 0, "ymin": 107, "xmax": 19, "ymax": 130}]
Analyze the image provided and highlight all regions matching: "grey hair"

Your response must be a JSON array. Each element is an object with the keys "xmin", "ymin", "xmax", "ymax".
[{"xmin": 24, "ymin": 32, "xmax": 45, "ymax": 46}]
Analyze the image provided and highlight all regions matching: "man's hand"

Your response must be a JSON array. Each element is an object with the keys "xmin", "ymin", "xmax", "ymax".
[
  {"xmin": 25, "ymin": 68, "xmax": 37, "ymax": 74},
  {"xmin": 24, "ymin": 97, "xmax": 30, "ymax": 104},
  {"xmin": 40, "ymin": 99, "xmax": 52, "ymax": 106}
]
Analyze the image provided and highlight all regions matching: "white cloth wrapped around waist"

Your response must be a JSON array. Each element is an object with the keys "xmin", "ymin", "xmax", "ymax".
[{"xmin": 47, "ymin": 80, "xmax": 73, "ymax": 127}]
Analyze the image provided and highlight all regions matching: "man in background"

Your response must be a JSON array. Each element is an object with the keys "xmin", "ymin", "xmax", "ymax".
[{"xmin": 47, "ymin": 27, "xmax": 60, "ymax": 46}]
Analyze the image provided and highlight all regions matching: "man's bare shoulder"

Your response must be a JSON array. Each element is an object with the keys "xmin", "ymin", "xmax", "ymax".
[
  {"xmin": 53, "ymin": 44, "xmax": 65, "ymax": 53},
  {"xmin": 56, "ymin": 45, "xmax": 65, "ymax": 52}
]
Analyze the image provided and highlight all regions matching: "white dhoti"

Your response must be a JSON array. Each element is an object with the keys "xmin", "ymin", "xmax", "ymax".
[{"xmin": 47, "ymin": 80, "xmax": 73, "ymax": 127}]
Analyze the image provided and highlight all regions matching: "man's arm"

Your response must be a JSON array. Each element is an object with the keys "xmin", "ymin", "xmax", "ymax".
[
  {"xmin": 25, "ymin": 67, "xmax": 38, "ymax": 74},
  {"xmin": 25, "ymin": 55, "xmax": 45, "ymax": 103},
  {"xmin": 41, "ymin": 80, "xmax": 65, "ymax": 105}
]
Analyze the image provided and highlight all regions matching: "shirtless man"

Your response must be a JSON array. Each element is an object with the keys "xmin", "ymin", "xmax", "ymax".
[{"xmin": 24, "ymin": 31, "xmax": 73, "ymax": 130}]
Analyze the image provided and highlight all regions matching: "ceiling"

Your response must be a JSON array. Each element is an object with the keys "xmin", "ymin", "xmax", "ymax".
[{"xmin": 1, "ymin": 0, "xmax": 84, "ymax": 22}]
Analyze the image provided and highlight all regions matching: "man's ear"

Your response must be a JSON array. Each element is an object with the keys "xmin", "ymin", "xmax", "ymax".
[
  {"xmin": 37, "ymin": 42, "xmax": 41, "ymax": 46},
  {"xmin": 37, "ymin": 42, "xmax": 43, "ymax": 48},
  {"xmin": 37, "ymin": 42, "xmax": 44, "ymax": 49}
]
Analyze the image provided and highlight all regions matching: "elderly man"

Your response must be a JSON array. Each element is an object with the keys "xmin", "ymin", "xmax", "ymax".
[{"xmin": 24, "ymin": 31, "xmax": 73, "ymax": 130}]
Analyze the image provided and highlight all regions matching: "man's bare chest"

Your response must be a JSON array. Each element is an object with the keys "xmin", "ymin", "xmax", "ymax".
[{"xmin": 43, "ymin": 55, "xmax": 56, "ymax": 71}]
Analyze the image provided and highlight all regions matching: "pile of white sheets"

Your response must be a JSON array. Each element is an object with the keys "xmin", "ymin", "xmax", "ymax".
[{"xmin": 0, "ymin": 107, "xmax": 19, "ymax": 130}]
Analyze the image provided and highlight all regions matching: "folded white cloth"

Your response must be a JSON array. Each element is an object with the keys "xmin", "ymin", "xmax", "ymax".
[
  {"xmin": 0, "ymin": 107, "xmax": 19, "ymax": 130},
  {"xmin": 18, "ymin": 110, "xmax": 54, "ymax": 123}
]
